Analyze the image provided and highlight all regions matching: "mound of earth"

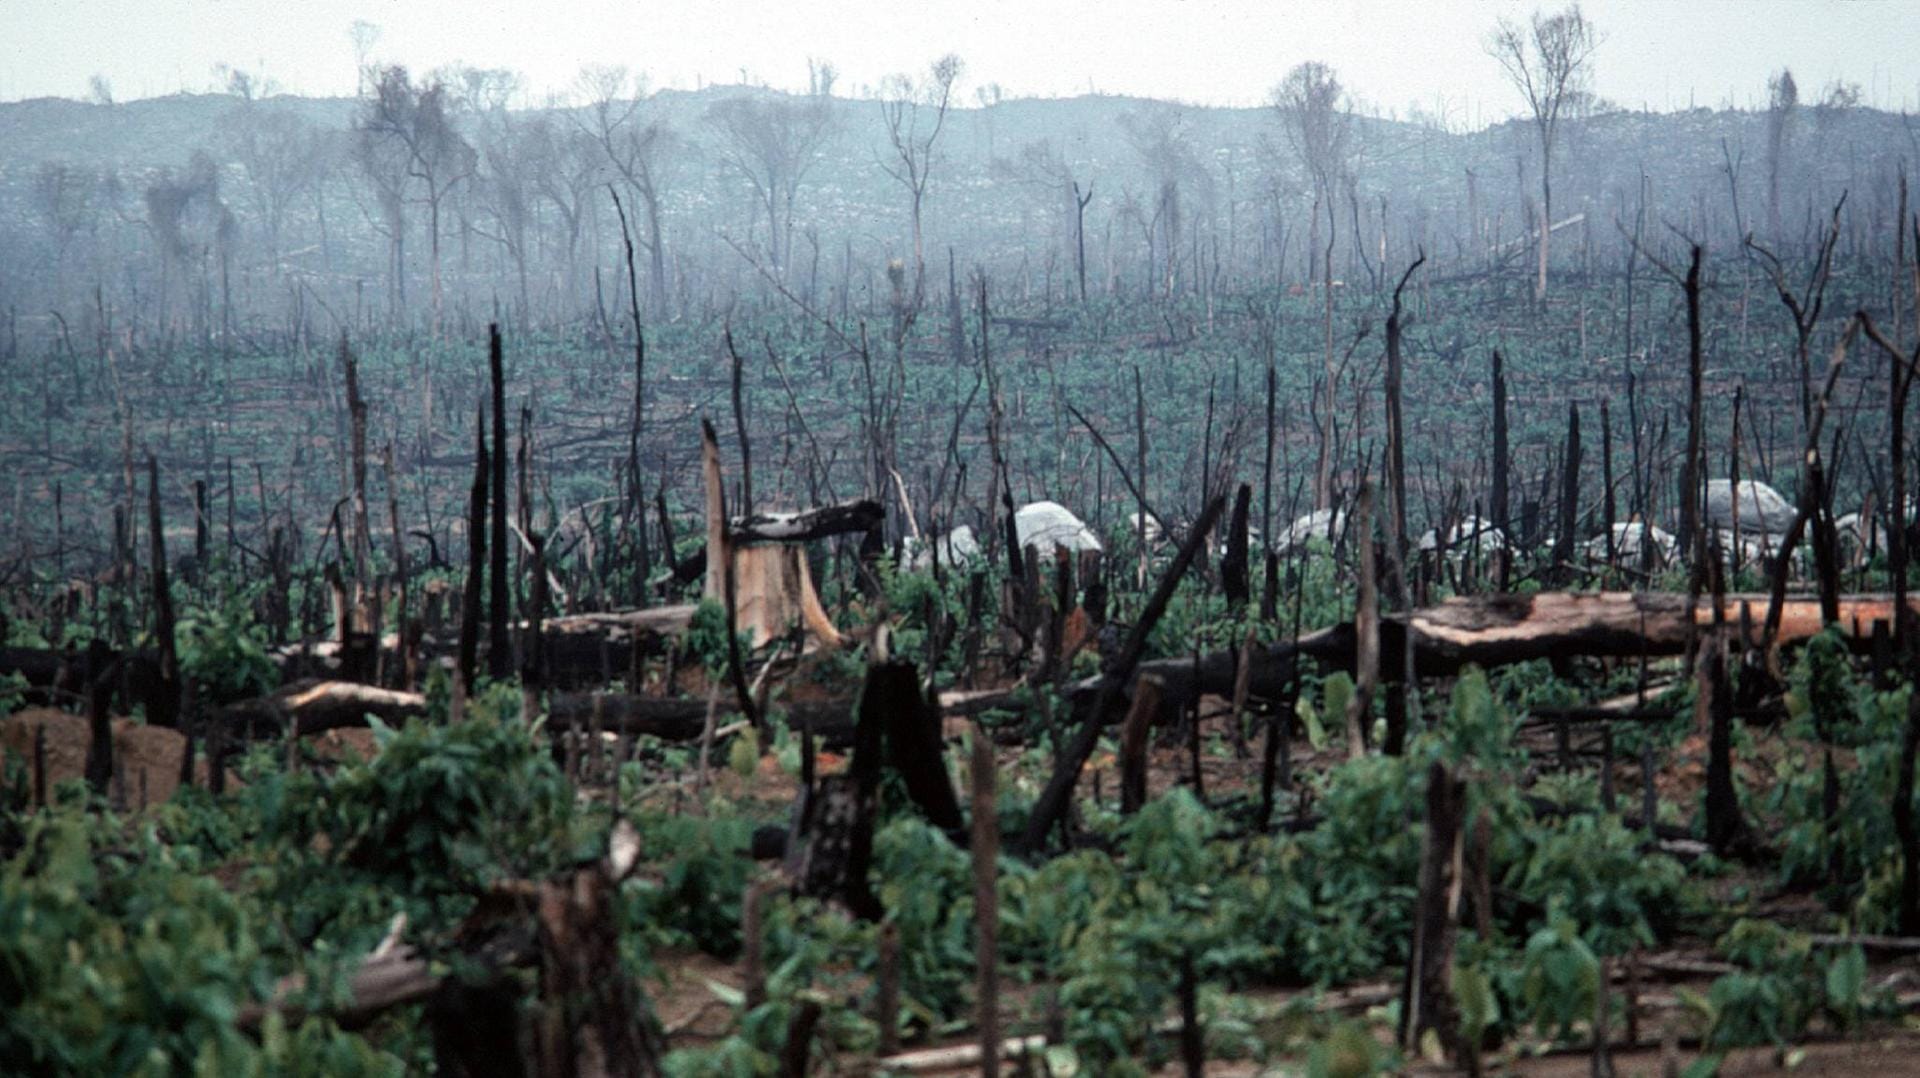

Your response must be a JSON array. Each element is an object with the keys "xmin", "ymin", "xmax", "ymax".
[{"xmin": 0, "ymin": 707, "xmax": 220, "ymax": 808}]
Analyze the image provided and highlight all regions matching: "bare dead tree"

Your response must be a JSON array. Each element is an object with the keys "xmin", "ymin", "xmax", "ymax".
[
  {"xmin": 356, "ymin": 66, "xmax": 477, "ymax": 336},
  {"xmin": 879, "ymin": 54, "xmax": 964, "ymax": 304},
  {"xmin": 578, "ymin": 66, "xmax": 677, "ymax": 313},
  {"xmin": 1486, "ymin": 3, "xmax": 1599, "ymax": 303},
  {"xmin": 709, "ymin": 86, "xmax": 836, "ymax": 280},
  {"xmin": 1384, "ymin": 252, "xmax": 1425, "ymax": 747},
  {"xmin": 1119, "ymin": 102, "xmax": 1206, "ymax": 300},
  {"xmin": 1272, "ymin": 61, "xmax": 1352, "ymax": 508},
  {"xmin": 1746, "ymin": 194, "xmax": 1846, "ymax": 434}
]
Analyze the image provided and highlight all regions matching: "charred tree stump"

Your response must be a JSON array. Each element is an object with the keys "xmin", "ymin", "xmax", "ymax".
[
  {"xmin": 972, "ymin": 725, "xmax": 1001, "ymax": 1078},
  {"xmin": 83, "ymin": 641, "xmax": 114, "ymax": 795},
  {"xmin": 1401, "ymin": 760, "xmax": 1466, "ymax": 1060},
  {"xmin": 531, "ymin": 861, "xmax": 667, "ymax": 1077},
  {"xmin": 786, "ymin": 661, "xmax": 894, "ymax": 920},
  {"xmin": 778, "ymin": 998, "xmax": 822, "ymax": 1078},
  {"xmin": 872, "ymin": 662, "xmax": 963, "ymax": 832},
  {"xmin": 1121, "ymin": 676, "xmax": 1159, "ymax": 810},
  {"xmin": 1491, "ymin": 350, "xmax": 1511, "ymax": 590}
]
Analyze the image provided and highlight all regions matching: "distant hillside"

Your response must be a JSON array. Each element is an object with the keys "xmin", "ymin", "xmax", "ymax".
[{"xmin": 0, "ymin": 84, "xmax": 1908, "ymax": 339}]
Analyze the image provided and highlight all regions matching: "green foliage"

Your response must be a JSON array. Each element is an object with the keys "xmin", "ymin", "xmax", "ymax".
[
  {"xmin": 0, "ymin": 807, "xmax": 402, "ymax": 1076},
  {"xmin": 871, "ymin": 815, "xmax": 976, "ymax": 1022},
  {"xmin": 670, "ymin": 896, "xmax": 878, "ymax": 1074},
  {"xmin": 1512, "ymin": 903, "xmax": 1600, "ymax": 1041},
  {"xmin": 254, "ymin": 712, "xmax": 580, "ymax": 945},
  {"xmin": 1682, "ymin": 919, "xmax": 1881, "ymax": 1051},
  {"xmin": 1697, "ymin": 919, "xmax": 1817, "ymax": 1048},
  {"xmin": 1513, "ymin": 814, "xmax": 1682, "ymax": 956},
  {"xmin": 684, "ymin": 598, "xmax": 751, "ymax": 675},
  {"xmin": 1770, "ymin": 633, "xmax": 1913, "ymax": 923},
  {"xmin": 623, "ymin": 814, "xmax": 754, "ymax": 958},
  {"xmin": 1302, "ymin": 1018, "xmax": 1396, "ymax": 1078},
  {"xmin": 0, "ymin": 670, "xmax": 26, "ymax": 717},
  {"xmin": 1428, "ymin": 665, "xmax": 1525, "ymax": 775},
  {"xmin": 176, "ymin": 590, "xmax": 278, "ymax": 702},
  {"xmin": 1319, "ymin": 671, "xmax": 1355, "ymax": 742},
  {"xmin": 876, "ymin": 558, "xmax": 977, "ymax": 678},
  {"xmin": 1451, "ymin": 958, "xmax": 1500, "ymax": 1053}
]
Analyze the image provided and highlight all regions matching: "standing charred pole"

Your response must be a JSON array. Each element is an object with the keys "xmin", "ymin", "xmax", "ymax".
[
  {"xmin": 1261, "ymin": 351, "xmax": 1279, "ymax": 621},
  {"xmin": 1222, "ymin": 484, "xmax": 1252, "ymax": 609},
  {"xmin": 1761, "ymin": 318, "xmax": 1859, "ymax": 664},
  {"xmin": 1600, "ymin": 398, "xmax": 1617, "ymax": 568},
  {"xmin": 488, "ymin": 324, "xmax": 512, "ymax": 681},
  {"xmin": 458, "ymin": 406, "xmax": 489, "ymax": 694},
  {"xmin": 1680, "ymin": 246, "xmax": 1704, "ymax": 584},
  {"xmin": 146, "ymin": 455, "xmax": 180, "ymax": 730},
  {"xmin": 1554, "ymin": 402, "xmax": 1581, "ymax": 585},
  {"xmin": 1020, "ymin": 494, "xmax": 1227, "ymax": 855},
  {"xmin": 1345, "ymin": 483, "xmax": 1378, "ymax": 759},
  {"xmin": 971, "ymin": 726, "xmax": 1001, "ymax": 1078},
  {"xmin": 1383, "ymin": 253, "xmax": 1424, "ymax": 749},
  {"xmin": 610, "ymin": 189, "xmax": 651, "ymax": 597},
  {"xmin": 1074, "ymin": 180, "xmax": 1094, "ymax": 304},
  {"xmin": 1491, "ymin": 350, "xmax": 1511, "ymax": 590}
]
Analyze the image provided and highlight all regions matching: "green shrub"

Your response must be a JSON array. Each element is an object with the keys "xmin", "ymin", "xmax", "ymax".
[{"xmin": 0, "ymin": 807, "xmax": 402, "ymax": 1076}]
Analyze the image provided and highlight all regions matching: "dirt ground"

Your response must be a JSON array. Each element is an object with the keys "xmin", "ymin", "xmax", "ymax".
[
  {"xmin": 1499, "ymin": 1032, "xmax": 1920, "ymax": 1077},
  {"xmin": 0, "ymin": 706, "xmax": 220, "ymax": 807}
]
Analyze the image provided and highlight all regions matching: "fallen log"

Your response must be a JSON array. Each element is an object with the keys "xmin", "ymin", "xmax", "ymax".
[
  {"xmin": 217, "ymin": 680, "xmax": 861, "ymax": 745},
  {"xmin": 729, "ymin": 499, "xmax": 882, "ymax": 543},
  {"xmin": 221, "ymin": 680, "xmax": 430, "ymax": 738},
  {"xmin": 546, "ymin": 692, "xmax": 857, "ymax": 744},
  {"xmin": 1095, "ymin": 591, "xmax": 1918, "ymax": 712},
  {"xmin": 274, "ymin": 604, "xmax": 696, "ymax": 687}
]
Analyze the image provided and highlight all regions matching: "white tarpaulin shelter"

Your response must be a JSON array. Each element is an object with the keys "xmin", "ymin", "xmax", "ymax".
[
  {"xmin": 1418, "ymin": 515, "xmax": 1506, "ymax": 555},
  {"xmin": 905, "ymin": 524, "xmax": 982, "ymax": 571},
  {"xmin": 1015, "ymin": 501, "xmax": 1103, "ymax": 555},
  {"xmin": 1705, "ymin": 479, "xmax": 1795, "ymax": 535},
  {"xmin": 1584, "ymin": 521, "xmax": 1677, "ymax": 564},
  {"xmin": 1274, "ymin": 508, "xmax": 1345, "ymax": 552}
]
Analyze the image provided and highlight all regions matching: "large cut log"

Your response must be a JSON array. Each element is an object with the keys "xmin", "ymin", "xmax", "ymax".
[
  {"xmin": 1099, "ymin": 591, "xmax": 1919, "ymax": 712},
  {"xmin": 546, "ymin": 693, "xmax": 857, "ymax": 743},
  {"xmin": 220, "ymin": 680, "xmax": 430, "ymax": 737},
  {"xmin": 274, "ymin": 604, "xmax": 696, "ymax": 688},
  {"xmin": 730, "ymin": 500, "xmax": 883, "ymax": 543}
]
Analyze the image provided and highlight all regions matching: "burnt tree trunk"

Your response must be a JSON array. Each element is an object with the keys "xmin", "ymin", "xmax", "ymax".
[
  {"xmin": 1401, "ymin": 760, "xmax": 1466, "ymax": 1059},
  {"xmin": 488, "ymin": 324, "xmax": 512, "ymax": 680},
  {"xmin": 147, "ymin": 456, "xmax": 180, "ymax": 730},
  {"xmin": 1491, "ymin": 350, "xmax": 1510, "ymax": 589},
  {"xmin": 459, "ymin": 409, "xmax": 489, "ymax": 693},
  {"xmin": 1222, "ymin": 483, "xmax": 1251, "ymax": 609}
]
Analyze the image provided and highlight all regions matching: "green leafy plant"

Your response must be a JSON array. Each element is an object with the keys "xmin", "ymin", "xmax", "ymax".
[
  {"xmin": 0, "ymin": 806, "xmax": 403, "ymax": 1075},
  {"xmin": 176, "ymin": 590, "xmax": 278, "ymax": 702}
]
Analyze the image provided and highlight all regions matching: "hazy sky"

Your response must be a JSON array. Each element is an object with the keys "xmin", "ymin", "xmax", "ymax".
[{"xmin": 8, "ymin": 0, "xmax": 1919, "ymax": 125}]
